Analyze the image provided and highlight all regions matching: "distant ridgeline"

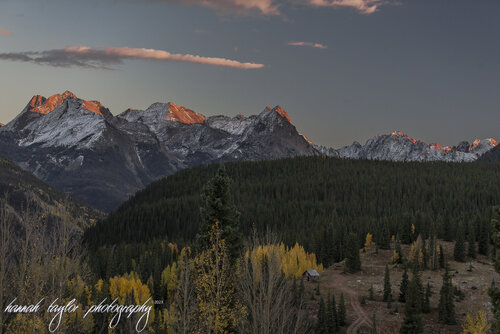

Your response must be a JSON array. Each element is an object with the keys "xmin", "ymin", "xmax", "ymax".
[{"xmin": 84, "ymin": 156, "xmax": 500, "ymax": 269}]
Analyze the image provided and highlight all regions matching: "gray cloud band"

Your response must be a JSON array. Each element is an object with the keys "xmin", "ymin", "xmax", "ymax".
[{"xmin": 0, "ymin": 46, "xmax": 264, "ymax": 70}]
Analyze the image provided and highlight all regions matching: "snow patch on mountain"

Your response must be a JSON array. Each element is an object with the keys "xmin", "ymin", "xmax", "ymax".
[{"xmin": 338, "ymin": 131, "xmax": 498, "ymax": 162}]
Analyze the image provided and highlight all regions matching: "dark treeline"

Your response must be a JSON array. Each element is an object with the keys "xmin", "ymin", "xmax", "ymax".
[{"xmin": 84, "ymin": 157, "xmax": 500, "ymax": 271}]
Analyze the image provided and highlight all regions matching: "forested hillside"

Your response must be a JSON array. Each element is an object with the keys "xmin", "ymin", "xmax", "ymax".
[
  {"xmin": 0, "ymin": 153, "xmax": 103, "ymax": 228},
  {"xmin": 84, "ymin": 157, "xmax": 500, "ymax": 267}
]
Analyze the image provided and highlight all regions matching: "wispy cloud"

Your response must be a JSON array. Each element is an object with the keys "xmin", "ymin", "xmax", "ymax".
[
  {"xmin": 288, "ymin": 41, "xmax": 328, "ymax": 49},
  {"xmin": 146, "ymin": 0, "xmax": 280, "ymax": 16},
  {"xmin": 0, "ymin": 46, "xmax": 265, "ymax": 70},
  {"xmin": 306, "ymin": 0, "xmax": 384, "ymax": 15},
  {"xmin": 0, "ymin": 28, "xmax": 13, "ymax": 36},
  {"xmin": 137, "ymin": 0, "xmax": 390, "ymax": 15}
]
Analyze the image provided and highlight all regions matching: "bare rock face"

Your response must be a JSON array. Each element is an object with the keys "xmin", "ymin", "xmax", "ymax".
[
  {"xmin": 337, "ymin": 131, "xmax": 498, "ymax": 162},
  {"xmin": 0, "ymin": 92, "xmax": 320, "ymax": 211}
]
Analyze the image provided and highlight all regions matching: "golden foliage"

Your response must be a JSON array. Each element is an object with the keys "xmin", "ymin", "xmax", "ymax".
[
  {"xmin": 194, "ymin": 222, "xmax": 246, "ymax": 333},
  {"xmin": 109, "ymin": 272, "xmax": 153, "ymax": 306},
  {"xmin": 6, "ymin": 314, "xmax": 47, "ymax": 334},
  {"xmin": 462, "ymin": 310, "xmax": 491, "ymax": 334},
  {"xmin": 245, "ymin": 242, "xmax": 323, "ymax": 279},
  {"xmin": 364, "ymin": 233, "xmax": 373, "ymax": 248},
  {"xmin": 392, "ymin": 250, "xmax": 400, "ymax": 264},
  {"xmin": 161, "ymin": 263, "xmax": 178, "ymax": 301}
]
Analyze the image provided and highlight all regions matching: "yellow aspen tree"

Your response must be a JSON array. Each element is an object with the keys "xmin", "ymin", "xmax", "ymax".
[
  {"xmin": 462, "ymin": 310, "xmax": 491, "ymax": 334},
  {"xmin": 364, "ymin": 233, "xmax": 373, "ymax": 248},
  {"xmin": 392, "ymin": 250, "xmax": 400, "ymax": 264},
  {"xmin": 194, "ymin": 222, "xmax": 246, "ymax": 333}
]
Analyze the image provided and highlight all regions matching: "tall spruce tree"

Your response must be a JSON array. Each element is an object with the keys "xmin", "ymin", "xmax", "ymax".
[
  {"xmin": 488, "ymin": 206, "xmax": 500, "ymax": 333},
  {"xmin": 423, "ymin": 282, "xmax": 432, "ymax": 313},
  {"xmin": 438, "ymin": 266, "xmax": 456, "ymax": 325},
  {"xmin": 439, "ymin": 245, "xmax": 445, "ymax": 269},
  {"xmin": 383, "ymin": 264, "xmax": 392, "ymax": 302},
  {"xmin": 345, "ymin": 233, "xmax": 361, "ymax": 272},
  {"xmin": 467, "ymin": 225, "xmax": 477, "ymax": 259},
  {"xmin": 338, "ymin": 293, "xmax": 346, "ymax": 327},
  {"xmin": 395, "ymin": 236, "xmax": 403, "ymax": 264},
  {"xmin": 399, "ymin": 265, "xmax": 409, "ymax": 303},
  {"xmin": 454, "ymin": 223, "xmax": 466, "ymax": 262},
  {"xmin": 478, "ymin": 217, "xmax": 490, "ymax": 256},
  {"xmin": 317, "ymin": 296, "xmax": 328, "ymax": 334},
  {"xmin": 399, "ymin": 269, "xmax": 424, "ymax": 334},
  {"xmin": 196, "ymin": 165, "xmax": 242, "ymax": 262},
  {"xmin": 326, "ymin": 292, "xmax": 338, "ymax": 333}
]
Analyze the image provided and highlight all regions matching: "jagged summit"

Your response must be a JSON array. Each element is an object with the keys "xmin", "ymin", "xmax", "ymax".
[
  {"xmin": 264, "ymin": 105, "xmax": 292, "ymax": 123},
  {"xmin": 0, "ymin": 94, "xmax": 317, "ymax": 211},
  {"xmin": 338, "ymin": 131, "xmax": 498, "ymax": 162},
  {"xmin": 27, "ymin": 91, "xmax": 105, "ymax": 116},
  {"xmin": 165, "ymin": 102, "xmax": 206, "ymax": 124}
]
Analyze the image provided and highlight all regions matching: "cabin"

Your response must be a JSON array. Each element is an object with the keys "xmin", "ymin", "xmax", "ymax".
[{"xmin": 302, "ymin": 269, "xmax": 320, "ymax": 281}]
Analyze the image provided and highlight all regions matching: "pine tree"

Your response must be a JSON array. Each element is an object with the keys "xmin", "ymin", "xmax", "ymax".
[
  {"xmin": 467, "ymin": 225, "xmax": 477, "ymax": 259},
  {"xmin": 383, "ymin": 264, "xmax": 392, "ymax": 302},
  {"xmin": 438, "ymin": 266, "xmax": 456, "ymax": 325},
  {"xmin": 326, "ymin": 292, "xmax": 338, "ymax": 333},
  {"xmin": 478, "ymin": 217, "xmax": 490, "ymax": 256},
  {"xmin": 399, "ymin": 269, "xmax": 424, "ymax": 334},
  {"xmin": 379, "ymin": 222, "xmax": 391, "ymax": 250},
  {"xmin": 399, "ymin": 218, "xmax": 411, "ymax": 244},
  {"xmin": 369, "ymin": 284, "xmax": 374, "ymax": 301},
  {"xmin": 454, "ymin": 223, "xmax": 466, "ymax": 262},
  {"xmin": 439, "ymin": 245, "xmax": 445, "ymax": 269},
  {"xmin": 443, "ymin": 214, "xmax": 454, "ymax": 242},
  {"xmin": 395, "ymin": 236, "xmax": 403, "ymax": 264},
  {"xmin": 196, "ymin": 165, "xmax": 242, "ymax": 262},
  {"xmin": 430, "ymin": 235, "xmax": 438, "ymax": 270},
  {"xmin": 345, "ymin": 233, "xmax": 361, "ymax": 272},
  {"xmin": 316, "ymin": 296, "xmax": 328, "ymax": 334},
  {"xmin": 372, "ymin": 313, "xmax": 378, "ymax": 334},
  {"xmin": 338, "ymin": 293, "xmax": 346, "ymax": 327},
  {"xmin": 423, "ymin": 282, "xmax": 431, "ymax": 313},
  {"xmin": 488, "ymin": 206, "xmax": 500, "ymax": 333},
  {"xmin": 399, "ymin": 265, "xmax": 409, "ymax": 303}
]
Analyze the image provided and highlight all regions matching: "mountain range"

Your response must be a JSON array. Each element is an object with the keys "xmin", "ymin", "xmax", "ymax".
[{"xmin": 0, "ymin": 91, "xmax": 497, "ymax": 211}]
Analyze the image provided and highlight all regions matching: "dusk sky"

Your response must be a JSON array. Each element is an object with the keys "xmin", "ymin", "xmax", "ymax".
[{"xmin": 0, "ymin": 0, "xmax": 499, "ymax": 147}]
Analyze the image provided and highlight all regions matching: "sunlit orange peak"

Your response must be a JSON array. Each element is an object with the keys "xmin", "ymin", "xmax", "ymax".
[
  {"xmin": 430, "ymin": 143, "xmax": 443, "ymax": 150},
  {"xmin": 490, "ymin": 138, "xmax": 499, "ymax": 147},
  {"xmin": 82, "ymin": 100, "xmax": 104, "ymax": 116},
  {"xmin": 166, "ymin": 102, "xmax": 206, "ymax": 124},
  {"xmin": 272, "ymin": 105, "xmax": 292, "ymax": 123},
  {"xmin": 29, "ymin": 95, "xmax": 45, "ymax": 109},
  {"xmin": 31, "ymin": 91, "xmax": 77, "ymax": 114}
]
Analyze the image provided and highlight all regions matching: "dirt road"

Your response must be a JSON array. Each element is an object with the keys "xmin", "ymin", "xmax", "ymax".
[{"xmin": 323, "ymin": 270, "xmax": 372, "ymax": 334}]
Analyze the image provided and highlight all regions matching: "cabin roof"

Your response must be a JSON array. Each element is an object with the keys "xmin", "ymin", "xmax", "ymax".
[{"xmin": 304, "ymin": 269, "xmax": 320, "ymax": 277}]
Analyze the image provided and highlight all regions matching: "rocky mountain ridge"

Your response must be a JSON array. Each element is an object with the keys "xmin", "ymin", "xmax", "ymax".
[
  {"xmin": 337, "ymin": 130, "xmax": 498, "ymax": 162},
  {"xmin": 0, "ymin": 91, "xmax": 497, "ymax": 210},
  {"xmin": 0, "ymin": 91, "xmax": 320, "ymax": 211}
]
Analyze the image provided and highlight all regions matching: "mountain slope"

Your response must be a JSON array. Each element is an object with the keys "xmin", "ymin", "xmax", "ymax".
[
  {"xmin": 478, "ymin": 144, "xmax": 500, "ymax": 162},
  {"xmin": 0, "ymin": 152, "xmax": 103, "ymax": 230},
  {"xmin": 338, "ymin": 131, "xmax": 498, "ymax": 162},
  {"xmin": 0, "ymin": 92, "xmax": 322, "ymax": 211}
]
